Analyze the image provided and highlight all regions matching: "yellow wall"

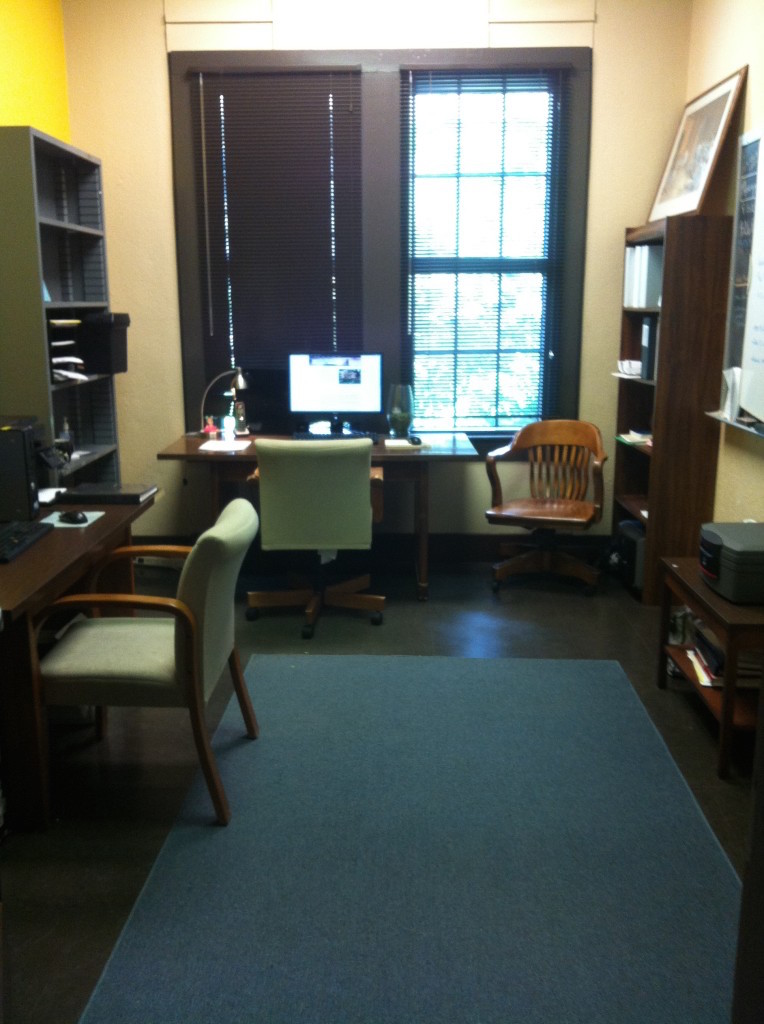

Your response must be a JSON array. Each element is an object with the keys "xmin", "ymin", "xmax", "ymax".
[{"xmin": 0, "ymin": 0, "xmax": 69, "ymax": 140}]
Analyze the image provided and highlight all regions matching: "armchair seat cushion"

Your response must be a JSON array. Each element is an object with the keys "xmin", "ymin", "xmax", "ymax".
[{"xmin": 41, "ymin": 618, "xmax": 182, "ymax": 707}]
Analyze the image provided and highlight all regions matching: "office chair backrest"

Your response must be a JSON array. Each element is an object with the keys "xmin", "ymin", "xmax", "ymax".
[
  {"xmin": 255, "ymin": 438, "xmax": 374, "ymax": 551},
  {"xmin": 175, "ymin": 497, "xmax": 258, "ymax": 699},
  {"xmin": 511, "ymin": 419, "xmax": 605, "ymax": 509}
]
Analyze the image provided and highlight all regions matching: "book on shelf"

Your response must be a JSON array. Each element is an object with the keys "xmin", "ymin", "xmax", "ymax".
[
  {"xmin": 617, "ymin": 430, "xmax": 652, "ymax": 446},
  {"xmin": 640, "ymin": 317, "xmax": 658, "ymax": 380},
  {"xmin": 58, "ymin": 482, "xmax": 158, "ymax": 505},
  {"xmin": 623, "ymin": 244, "xmax": 663, "ymax": 308}
]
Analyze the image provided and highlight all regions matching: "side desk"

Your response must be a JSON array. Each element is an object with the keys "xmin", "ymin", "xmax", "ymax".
[
  {"xmin": 0, "ymin": 499, "xmax": 154, "ymax": 829},
  {"xmin": 657, "ymin": 556, "xmax": 764, "ymax": 777},
  {"xmin": 157, "ymin": 432, "xmax": 479, "ymax": 600}
]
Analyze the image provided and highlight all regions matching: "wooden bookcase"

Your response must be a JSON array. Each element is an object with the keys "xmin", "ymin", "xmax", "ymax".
[
  {"xmin": 613, "ymin": 214, "xmax": 732, "ymax": 604},
  {"xmin": 0, "ymin": 127, "xmax": 121, "ymax": 486}
]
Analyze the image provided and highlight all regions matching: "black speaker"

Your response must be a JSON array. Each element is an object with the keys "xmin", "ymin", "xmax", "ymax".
[
  {"xmin": 79, "ymin": 312, "xmax": 130, "ymax": 374},
  {"xmin": 0, "ymin": 426, "xmax": 40, "ymax": 521}
]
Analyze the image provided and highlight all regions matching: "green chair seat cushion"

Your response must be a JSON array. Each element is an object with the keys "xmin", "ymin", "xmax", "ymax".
[{"xmin": 40, "ymin": 618, "xmax": 184, "ymax": 707}]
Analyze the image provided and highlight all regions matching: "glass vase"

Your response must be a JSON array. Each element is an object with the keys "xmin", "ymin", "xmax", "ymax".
[{"xmin": 387, "ymin": 384, "xmax": 414, "ymax": 438}]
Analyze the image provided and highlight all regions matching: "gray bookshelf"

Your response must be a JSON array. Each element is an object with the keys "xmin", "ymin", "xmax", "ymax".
[{"xmin": 0, "ymin": 126, "xmax": 121, "ymax": 486}]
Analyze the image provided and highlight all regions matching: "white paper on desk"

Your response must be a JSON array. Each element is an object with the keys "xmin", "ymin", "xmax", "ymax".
[
  {"xmin": 199, "ymin": 439, "xmax": 252, "ymax": 452},
  {"xmin": 38, "ymin": 487, "xmax": 67, "ymax": 505}
]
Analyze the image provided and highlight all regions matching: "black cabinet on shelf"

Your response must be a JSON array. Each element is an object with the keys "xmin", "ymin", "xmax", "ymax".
[
  {"xmin": 613, "ymin": 215, "xmax": 732, "ymax": 604},
  {"xmin": 0, "ymin": 127, "xmax": 123, "ymax": 487}
]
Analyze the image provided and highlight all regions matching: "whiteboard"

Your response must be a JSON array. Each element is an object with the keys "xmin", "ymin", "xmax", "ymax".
[{"xmin": 728, "ymin": 130, "xmax": 764, "ymax": 421}]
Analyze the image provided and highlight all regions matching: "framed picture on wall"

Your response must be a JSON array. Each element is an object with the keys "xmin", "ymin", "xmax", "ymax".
[{"xmin": 648, "ymin": 66, "xmax": 747, "ymax": 222}]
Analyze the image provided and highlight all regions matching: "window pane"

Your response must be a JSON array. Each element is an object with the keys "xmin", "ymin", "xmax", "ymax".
[
  {"xmin": 502, "ymin": 177, "xmax": 548, "ymax": 258},
  {"xmin": 458, "ymin": 177, "xmax": 501, "ymax": 257},
  {"xmin": 499, "ymin": 274, "xmax": 544, "ymax": 350},
  {"xmin": 498, "ymin": 352, "xmax": 543, "ymax": 423},
  {"xmin": 459, "ymin": 92, "xmax": 504, "ymax": 174},
  {"xmin": 411, "ymin": 274, "xmax": 456, "ymax": 349},
  {"xmin": 504, "ymin": 92, "xmax": 551, "ymax": 173},
  {"xmin": 413, "ymin": 178, "xmax": 457, "ymax": 256},
  {"xmin": 456, "ymin": 274, "xmax": 499, "ymax": 349},
  {"xmin": 413, "ymin": 94, "xmax": 459, "ymax": 176}
]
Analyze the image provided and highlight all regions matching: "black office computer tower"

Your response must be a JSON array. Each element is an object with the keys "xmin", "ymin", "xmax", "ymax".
[{"xmin": 0, "ymin": 426, "xmax": 40, "ymax": 520}]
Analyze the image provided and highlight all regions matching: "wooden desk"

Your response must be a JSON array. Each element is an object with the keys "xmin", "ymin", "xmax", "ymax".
[
  {"xmin": 657, "ymin": 556, "xmax": 764, "ymax": 777},
  {"xmin": 157, "ymin": 433, "xmax": 479, "ymax": 599},
  {"xmin": 0, "ymin": 500, "xmax": 154, "ymax": 829}
]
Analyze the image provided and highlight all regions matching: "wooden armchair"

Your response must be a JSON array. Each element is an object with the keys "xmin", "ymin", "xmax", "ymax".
[
  {"xmin": 485, "ymin": 419, "xmax": 607, "ymax": 589},
  {"xmin": 37, "ymin": 498, "xmax": 260, "ymax": 825}
]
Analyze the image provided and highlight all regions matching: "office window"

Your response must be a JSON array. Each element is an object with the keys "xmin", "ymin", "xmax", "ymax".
[
  {"xmin": 403, "ymin": 70, "xmax": 568, "ymax": 430},
  {"xmin": 170, "ymin": 51, "xmax": 590, "ymax": 432}
]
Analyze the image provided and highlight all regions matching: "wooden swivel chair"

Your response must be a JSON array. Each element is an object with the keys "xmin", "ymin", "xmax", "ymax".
[
  {"xmin": 37, "ymin": 498, "xmax": 260, "ymax": 826},
  {"xmin": 246, "ymin": 437, "xmax": 385, "ymax": 638},
  {"xmin": 485, "ymin": 419, "xmax": 607, "ymax": 589}
]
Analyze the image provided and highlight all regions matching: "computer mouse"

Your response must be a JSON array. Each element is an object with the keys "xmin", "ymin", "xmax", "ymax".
[
  {"xmin": 408, "ymin": 435, "xmax": 422, "ymax": 446},
  {"xmin": 59, "ymin": 510, "xmax": 88, "ymax": 525}
]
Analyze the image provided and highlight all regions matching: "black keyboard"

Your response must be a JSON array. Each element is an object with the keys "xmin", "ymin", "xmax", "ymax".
[
  {"xmin": 293, "ymin": 430, "xmax": 380, "ymax": 444},
  {"xmin": 0, "ymin": 519, "xmax": 54, "ymax": 563}
]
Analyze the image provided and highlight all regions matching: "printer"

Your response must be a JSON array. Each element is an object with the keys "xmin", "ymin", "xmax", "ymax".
[{"xmin": 699, "ymin": 522, "xmax": 764, "ymax": 604}]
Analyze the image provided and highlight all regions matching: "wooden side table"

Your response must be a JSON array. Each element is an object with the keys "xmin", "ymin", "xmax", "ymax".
[{"xmin": 657, "ymin": 556, "xmax": 764, "ymax": 777}]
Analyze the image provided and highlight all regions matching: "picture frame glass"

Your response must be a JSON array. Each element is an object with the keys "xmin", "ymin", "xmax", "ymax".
[{"xmin": 649, "ymin": 67, "xmax": 747, "ymax": 222}]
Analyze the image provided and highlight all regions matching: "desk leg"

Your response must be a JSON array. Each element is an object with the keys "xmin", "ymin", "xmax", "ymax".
[
  {"xmin": 656, "ymin": 573, "xmax": 673, "ymax": 689},
  {"xmin": 0, "ymin": 616, "xmax": 49, "ymax": 829},
  {"xmin": 413, "ymin": 462, "xmax": 429, "ymax": 601},
  {"xmin": 718, "ymin": 644, "xmax": 740, "ymax": 779}
]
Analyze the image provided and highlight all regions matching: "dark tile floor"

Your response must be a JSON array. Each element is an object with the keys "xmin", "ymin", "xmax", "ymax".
[{"xmin": 0, "ymin": 562, "xmax": 755, "ymax": 1024}]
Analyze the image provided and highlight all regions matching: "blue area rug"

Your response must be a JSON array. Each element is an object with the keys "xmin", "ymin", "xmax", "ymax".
[{"xmin": 79, "ymin": 656, "xmax": 741, "ymax": 1023}]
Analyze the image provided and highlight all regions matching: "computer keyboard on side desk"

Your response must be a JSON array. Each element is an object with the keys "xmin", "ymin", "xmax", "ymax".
[
  {"xmin": 0, "ymin": 519, "xmax": 54, "ymax": 563},
  {"xmin": 293, "ymin": 430, "xmax": 381, "ymax": 444}
]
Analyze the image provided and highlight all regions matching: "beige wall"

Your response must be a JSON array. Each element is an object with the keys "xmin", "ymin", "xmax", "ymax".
[
  {"xmin": 687, "ymin": 0, "xmax": 764, "ymax": 522},
  {"xmin": 61, "ymin": 0, "xmax": 761, "ymax": 538}
]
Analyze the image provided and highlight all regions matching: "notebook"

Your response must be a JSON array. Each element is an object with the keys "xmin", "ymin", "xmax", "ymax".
[{"xmin": 58, "ymin": 482, "xmax": 158, "ymax": 505}]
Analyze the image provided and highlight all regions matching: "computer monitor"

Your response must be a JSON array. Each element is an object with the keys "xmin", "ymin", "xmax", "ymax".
[{"xmin": 288, "ymin": 352, "xmax": 383, "ymax": 433}]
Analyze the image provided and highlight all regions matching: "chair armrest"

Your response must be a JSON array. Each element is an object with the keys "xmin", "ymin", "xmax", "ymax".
[
  {"xmin": 485, "ymin": 445, "xmax": 516, "ymax": 507},
  {"xmin": 38, "ymin": 592, "xmax": 194, "ymax": 632},
  {"xmin": 590, "ymin": 455, "xmax": 606, "ymax": 517},
  {"xmin": 371, "ymin": 466, "xmax": 384, "ymax": 523},
  {"xmin": 88, "ymin": 544, "xmax": 192, "ymax": 591}
]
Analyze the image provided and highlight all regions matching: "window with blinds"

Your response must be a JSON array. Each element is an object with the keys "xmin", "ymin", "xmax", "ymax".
[
  {"xmin": 169, "ymin": 51, "xmax": 590, "ymax": 434},
  {"xmin": 403, "ymin": 70, "xmax": 566, "ymax": 431}
]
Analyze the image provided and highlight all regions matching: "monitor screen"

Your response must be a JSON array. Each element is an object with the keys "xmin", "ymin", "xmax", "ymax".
[{"xmin": 288, "ymin": 353, "xmax": 383, "ymax": 416}]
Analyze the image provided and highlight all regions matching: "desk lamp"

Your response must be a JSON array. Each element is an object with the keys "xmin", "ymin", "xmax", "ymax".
[{"xmin": 199, "ymin": 366, "xmax": 248, "ymax": 433}]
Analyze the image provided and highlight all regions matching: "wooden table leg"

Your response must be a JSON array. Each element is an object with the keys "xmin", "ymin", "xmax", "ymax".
[
  {"xmin": 717, "ymin": 644, "xmax": 740, "ymax": 779},
  {"xmin": 0, "ymin": 616, "xmax": 50, "ymax": 829},
  {"xmin": 414, "ymin": 462, "xmax": 429, "ymax": 601},
  {"xmin": 656, "ymin": 571, "xmax": 674, "ymax": 690}
]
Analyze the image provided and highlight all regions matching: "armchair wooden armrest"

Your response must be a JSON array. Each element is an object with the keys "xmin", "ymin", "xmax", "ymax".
[{"xmin": 86, "ymin": 543, "xmax": 193, "ymax": 592}]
